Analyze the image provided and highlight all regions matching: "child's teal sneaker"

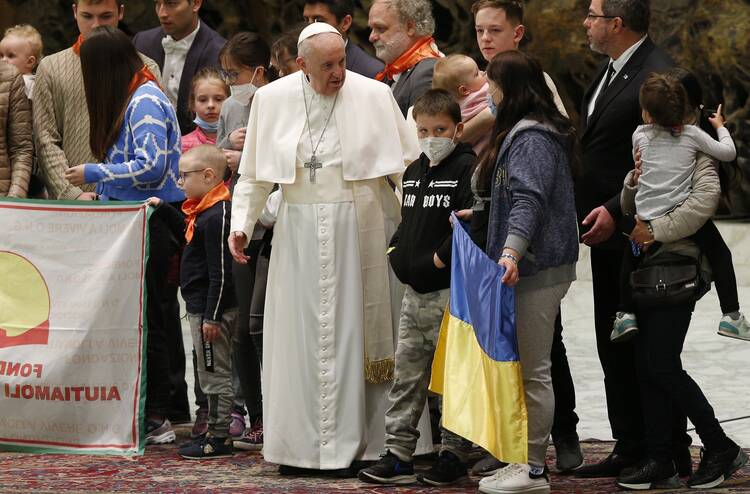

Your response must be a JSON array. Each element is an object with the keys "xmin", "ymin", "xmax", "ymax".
[
  {"xmin": 718, "ymin": 313, "xmax": 750, "ymax": 341},
  {"xmin": 611, "ymin": 312, "xmax": 639, "ymax": 343}
]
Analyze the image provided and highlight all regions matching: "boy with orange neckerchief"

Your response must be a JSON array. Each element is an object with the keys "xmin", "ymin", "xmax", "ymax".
[{"xmin": 149, "ymin": 144, "xmax": 237, "ymax": 459}]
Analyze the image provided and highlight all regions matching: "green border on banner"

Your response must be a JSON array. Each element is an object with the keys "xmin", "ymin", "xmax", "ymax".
[
  {"xmin": 0, "ymin": 200, "xmax": 154, "ymax": 456},
  {"xmin": 0, "ymin": 443, "xmax": 141, "ymax": 456},
  {"xmin": 138, "ymin": 204, "xmax": 152, "ymax": 455},
  {"xmin": 0, "ymin": 197, "xmax": 146, "ymax": 206}
]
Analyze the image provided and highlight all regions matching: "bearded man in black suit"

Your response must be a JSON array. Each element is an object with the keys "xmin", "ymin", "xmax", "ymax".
[{"xmin": 574, "ymin": 0, "xmax": 692, "ymax": 479}]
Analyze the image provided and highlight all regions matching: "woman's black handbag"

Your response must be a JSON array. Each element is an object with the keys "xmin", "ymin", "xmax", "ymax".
[{"xmin": 630, "ymin": 255, "xmax": 704, "ymax": 308}]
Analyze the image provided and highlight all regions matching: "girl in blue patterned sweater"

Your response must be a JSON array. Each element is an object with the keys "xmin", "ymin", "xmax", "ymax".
[
  {"xmin": 64, "ymin": 28, "xmax": 183, "ymax": 203},
  {"xmin": 65, "ymin": 26, "xmax": 185, "ymax": 446}
]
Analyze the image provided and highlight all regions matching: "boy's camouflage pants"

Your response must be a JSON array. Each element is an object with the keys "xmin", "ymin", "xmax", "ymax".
[{"xmin": 384, "ymin": 286, "xmax": 472, "ymax": 462}]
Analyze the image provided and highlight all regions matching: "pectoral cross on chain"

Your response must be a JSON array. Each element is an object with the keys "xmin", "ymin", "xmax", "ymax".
[
  {"xmin": 304, "ymin": 155, "xmax": 322, "ymax": 183},
  {"xmin": 301, "ymin": 75, "xmax": 339, "ymax": 185}
]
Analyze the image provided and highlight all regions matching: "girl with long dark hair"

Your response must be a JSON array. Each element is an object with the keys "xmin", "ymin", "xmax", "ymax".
[
  {"xmin": 477, "ymin": 50, "xmax": 579, "ymax": 494},
  {"xmin": 64, "ymin": 26, "xmax": 182, "ymax": 202},
  {"xmin": 64, "ymin": 26, "xmax": 184, "ymax": 446}
]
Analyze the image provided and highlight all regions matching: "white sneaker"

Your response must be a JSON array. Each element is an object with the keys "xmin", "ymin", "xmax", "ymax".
[
  {"xmin": 478, "ymin": 463, "xmax": 550, "ymax": 494},
  {"xmin": 472, "ymin": 454, "xmax": 509, "ymax": 476},
  {"xmin": 144, "ymin": 418, "xmax": 176, "ymax": 445}
]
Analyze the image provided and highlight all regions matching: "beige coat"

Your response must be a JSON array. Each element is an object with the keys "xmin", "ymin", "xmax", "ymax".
[
  {"xmin": 621, "ymin": 153, "xmax": 720, "ymax": 271},
  {"xmin": 0, "ymin": 62, "xmax": 33, "ymax": 197},
  {"xmin": 621, "ymin": 153, "xmax": 721, "ymax": 242}
]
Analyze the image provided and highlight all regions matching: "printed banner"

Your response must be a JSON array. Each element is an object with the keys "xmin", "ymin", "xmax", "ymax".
[{"xmin": 0, "ymin": 199, "xmax": 149, "ymax": 455}]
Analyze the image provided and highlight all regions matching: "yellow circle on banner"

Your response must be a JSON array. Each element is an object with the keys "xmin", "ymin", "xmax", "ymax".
[{"xmin": 0, "ymin": 251, "xmax": 50, "ymax": 337}]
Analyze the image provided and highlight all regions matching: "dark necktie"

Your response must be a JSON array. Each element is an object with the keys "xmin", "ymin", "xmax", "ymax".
[{"xmin": 593, "ymin": 62, "xmax": 616, "ymax": 111}]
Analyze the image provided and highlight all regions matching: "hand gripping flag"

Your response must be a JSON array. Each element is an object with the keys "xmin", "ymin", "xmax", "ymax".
[{"xmin": 429, "ymin": 214, "xmax": 527, "ymax": 464}]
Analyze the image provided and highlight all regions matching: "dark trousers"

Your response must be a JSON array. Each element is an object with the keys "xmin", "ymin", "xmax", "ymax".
[
  {"xmin": 689, "ymin": 220, "xmax": 739, "ymax": 314},
  {"xmin": 145, "ymin": 212, "xmax": 183, "ymax": 417},
  {"xmin": 591, "ymin": 247, "xmax": 645, "ymax": 456},
  {"xmin": 591, "ymin": 247, "xmax": 692, "ymax": 457},
  {"xmin": 164, "ymin": 268, "xmax": 190, "ymax": 421},
  {"xmin": 551, "ymin": 310, "xmax": 579, "ymax": 440},
  {"xmin": 230, "ymin": 239, "xmax": 267, "ymax": 420},
  {"xmin": 635, "ymin": 302, "xmax": 729, "ymax": 462}
]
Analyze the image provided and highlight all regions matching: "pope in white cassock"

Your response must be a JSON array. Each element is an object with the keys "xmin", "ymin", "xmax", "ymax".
[{"xmin": 229, "ymin": 22, "xmax": 433, "ymax": 472}]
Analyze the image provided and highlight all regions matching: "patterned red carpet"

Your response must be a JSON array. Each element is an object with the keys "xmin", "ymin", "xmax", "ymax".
[{"xmin": 1, "ymin": 427, "xmax": 749, "ymax": 493}]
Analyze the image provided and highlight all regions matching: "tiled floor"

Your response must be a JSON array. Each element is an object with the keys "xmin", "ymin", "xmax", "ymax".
[{"xmin": 182, "ymin": 220, "xmax": 750, "ymax": 448}]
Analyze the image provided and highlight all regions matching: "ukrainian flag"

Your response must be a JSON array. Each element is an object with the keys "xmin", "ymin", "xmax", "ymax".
[{"xmin": 429, "ymin": 214, "xmax": 528, "ymax": 464}]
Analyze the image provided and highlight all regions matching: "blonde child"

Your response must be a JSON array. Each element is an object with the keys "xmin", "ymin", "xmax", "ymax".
[
  {"xmin": 1, "ymin": 24, "xmax": 44, "ymax": 197},
  {"xmin": 432, "ymin": 54, "xmax": 489, "ymax": 156},
  {"xmin": 0, "ymin": 61, "xmax": 32, "ymax": 197},
  {"xmin": 0, "ymin": 24, "xmax": 43, "ymax": 99},
  {"xmin": 181, "ymin": 67, "xmax": 230, "ymax": 153}
]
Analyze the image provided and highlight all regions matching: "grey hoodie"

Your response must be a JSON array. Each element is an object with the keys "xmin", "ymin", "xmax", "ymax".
[{"xmin": 486, "ymin": 118, "xmax": 579, "ymax": 289}]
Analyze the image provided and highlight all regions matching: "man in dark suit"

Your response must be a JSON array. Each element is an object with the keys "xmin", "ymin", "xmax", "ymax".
[
  {"xmin": 303, "ymin": 0, "xmax": 384, "ymax": 79},
  {"xmin": 133, "ymin": 0, "xmax": 225, "ymax": 134},
  {"xmin": 368, "ymin": 0, "xmax": 440, "ymax": 117},
  {"xmin": 575, "ymin": 0, "xmax": 690, "ymax": 479}
]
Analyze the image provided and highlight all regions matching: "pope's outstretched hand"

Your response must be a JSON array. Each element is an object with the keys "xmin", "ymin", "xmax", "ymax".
[{"xmin": 229, "ymin": 231, "xmax": 251, "ymax": 264}]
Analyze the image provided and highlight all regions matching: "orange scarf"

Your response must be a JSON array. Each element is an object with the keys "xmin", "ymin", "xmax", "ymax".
[
  {"xmin": 181, "ymin": 182, "xmax": 231, "ymax": 243},
  {"xmin": 73, "ymin": 34, "xmax": 158, "ymax": 95},
  {"xmin": 128, "ymin": 65, "xmax": 159, "ymax": 96},
  {"xmin": 376, "ymin": 36, "xmax": 441, "ymax": 82},
  {"xmin": 72, "ymin": 34, "xmax": 84, "ymax": 55}
]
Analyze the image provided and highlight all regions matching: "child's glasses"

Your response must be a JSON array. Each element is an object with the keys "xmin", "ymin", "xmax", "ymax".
[{"xmin": 178, "ymin": 168, "xmax": 208, "ymax": 181}]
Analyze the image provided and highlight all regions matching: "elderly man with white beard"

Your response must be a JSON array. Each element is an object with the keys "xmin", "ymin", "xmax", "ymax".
[
  {"xmin": 228, "ymin": 22, "xmax": 434, "ymax": 476},
  {"xmin": 368, "ymin": 0, "xmax": 442, "ymax": 116}
]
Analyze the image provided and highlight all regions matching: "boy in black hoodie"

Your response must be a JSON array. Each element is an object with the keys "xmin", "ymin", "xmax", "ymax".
[{"xmin": 359, "ymin": 89, "xmax": 475, "ymax": 487}]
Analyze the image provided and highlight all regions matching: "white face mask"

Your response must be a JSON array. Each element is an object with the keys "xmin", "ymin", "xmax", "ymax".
[
  {"xmin": 230, "ymin": 68, "xmax": 260, "ymax": 105},
  {"xmin": 418, "ymin": 129, "xmax": 458, "ymax": 165}
]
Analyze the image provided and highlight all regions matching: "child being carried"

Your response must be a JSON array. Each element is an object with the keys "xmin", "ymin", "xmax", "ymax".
[{"xmin": 612, "ymin": 72, "xmax": 748, "ymax": 343}]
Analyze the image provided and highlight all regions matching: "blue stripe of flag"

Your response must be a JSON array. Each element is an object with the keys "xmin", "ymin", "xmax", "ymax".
[{"xmin": 449, "ymin": 213, "xmax": 518, "ymax": 362}]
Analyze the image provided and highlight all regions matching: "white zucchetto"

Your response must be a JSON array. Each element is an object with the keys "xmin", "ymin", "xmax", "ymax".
[{"xmin": 297, "ymin": 22, "xmax": 342, "ymax": 47}]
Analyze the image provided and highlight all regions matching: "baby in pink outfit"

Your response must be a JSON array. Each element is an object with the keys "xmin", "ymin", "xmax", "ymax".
[{"xmin": 432, "ymin": 54, "xmax": 489, "ymax": 156}]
